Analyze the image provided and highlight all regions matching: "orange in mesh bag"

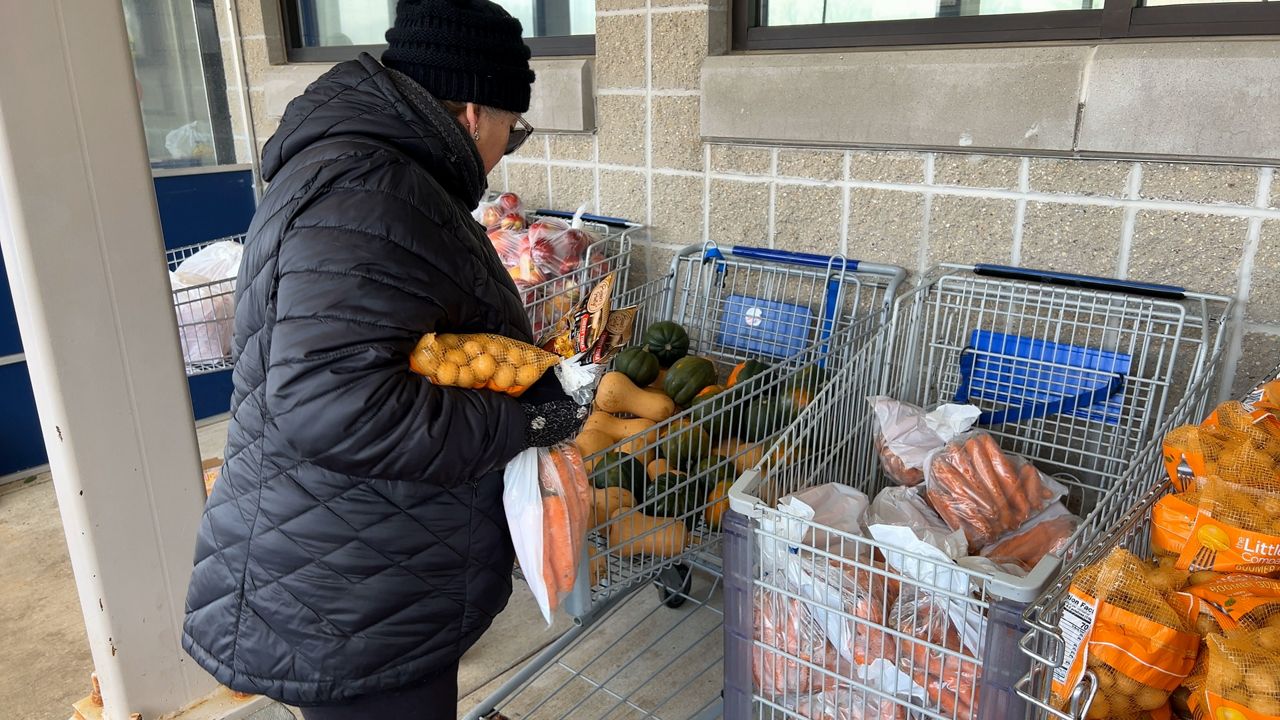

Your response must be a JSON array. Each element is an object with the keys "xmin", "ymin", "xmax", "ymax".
[
  {"xmin": 1052, "ymin": 548, "xmax": 1200, "ymax": 719},
  {"xmin": 409, "ymin": 332, "xmax": 560, "ymax": 396},
  {"xmin": 1186, "ymin": 626, "xmax": 1280, "ymax": 719},
  {"xmin": 1151, "ymin": 477, "xmax": 1280, "ymax": 575}
]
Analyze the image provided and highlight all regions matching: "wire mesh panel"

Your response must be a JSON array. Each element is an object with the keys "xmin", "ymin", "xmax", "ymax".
[
  {"xmin": 166, "ymin": 236, "xmax": 244, "ymax": 376},
  {"xmin": 724, "ymin": 264, "xmax": 1233, "ymax": 720}
]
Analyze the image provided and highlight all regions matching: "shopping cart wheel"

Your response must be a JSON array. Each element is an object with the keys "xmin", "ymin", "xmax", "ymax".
[{"xmin": 654, "ymin": 563, "xmax": 692, "ymax": 608}]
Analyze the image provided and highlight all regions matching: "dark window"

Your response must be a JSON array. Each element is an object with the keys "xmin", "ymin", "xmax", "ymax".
[
  {"xmin": 735, "ymin": 0, "xmax": 1280, "ymax": 51},
  {"xmin": 283, "ymin": 0, "xmax": 595, "ymax": 62}
]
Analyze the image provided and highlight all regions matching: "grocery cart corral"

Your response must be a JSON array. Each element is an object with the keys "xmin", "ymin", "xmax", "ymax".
[
  {"xmin": 465, "ymin": 245, "xmax": 907, "ymax": 720},
  {"xmin": 724, "ymin": 265, "xmax": 1234, "ymax": 720}
]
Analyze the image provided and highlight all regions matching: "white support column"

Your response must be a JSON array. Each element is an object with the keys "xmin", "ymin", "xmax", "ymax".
[{"xmin": 0, "ymin": 1, "xmax": 216, "ymax": 719}]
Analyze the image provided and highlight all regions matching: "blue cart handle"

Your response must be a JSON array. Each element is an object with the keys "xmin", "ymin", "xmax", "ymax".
[
  {"xmin": 973, "ymin": 264, "xmax": 1186, "ymax": 301},
  {"xmin": 533, "ymin": 209, "xmax": 635, "ymax": 228},
  {"xmin": 719, "ymin": 245, "xmax": 859, "ymax": 272}
]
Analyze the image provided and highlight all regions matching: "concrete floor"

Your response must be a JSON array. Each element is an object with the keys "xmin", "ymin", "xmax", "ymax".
[{"xmin": 0, "ymin": 419, "xmax": 720, "ymax": 719}]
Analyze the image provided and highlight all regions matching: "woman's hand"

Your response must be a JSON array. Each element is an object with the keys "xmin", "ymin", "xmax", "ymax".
[{"xmin": 517, "ymin": 373, "xmax": 590, "ymax": 448}]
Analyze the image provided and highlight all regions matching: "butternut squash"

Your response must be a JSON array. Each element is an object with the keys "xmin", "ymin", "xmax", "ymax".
[
  {"xmin": 607, "ymin": 509, "xmax": 689, "ymax": 558},
  {"xmin": 645, "ymin": 458, "xmax": 670, "ymax": 482},
  {"xmin": 584, "ymin": 411, "xmax": 657, "ymax": 444},
  {"xmin": 618, "ymin": 435, "xmax": 659, "ymax": 465},
  {"xmin": 595, "ymin": 372, "xmax": 676, "ymax": 422},
  {"xmin": 575, "ymin": 429, "xmax": 616, "ymax": 462},
  {"xmin": 591, "ymin": 486, "xmax": 636, "ymax": 528},
  {"xmin": 648, "ymin": 368, "xmax": 667, "ymax": 391}
]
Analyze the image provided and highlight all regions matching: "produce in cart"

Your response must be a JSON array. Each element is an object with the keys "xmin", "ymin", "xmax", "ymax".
[
  {"xmin": 753, "ymin": 587, "xmax": 844, "ymax": 699},
  {"xmin": 793, "ymin": 687, "xmax": 907, "ymax": 720},
  {"xmin": 1186, "ymin": 625, "xmax": 1280, "ymax": 717},
  {"xmin": 923, "ymin": 430, "xmax": 1066, "ymax": 552},
  {"xmin": 889, "ymin": 591, "xmax": 981, "ymax": 720},
  {"xmin": 1051, "ymin": 547, "xmax": 1199, "ymax": 719},
  {"xmin": 869, "ymin": 397, "xmax": 980, "ymax": 487},
  {"xmin": 1151, "ymin": 476, "xmax": 1280, "ymax": 575},
  {"xmin": 979, "ymin": 502, "xmax": 1080, "ymax": 573}
]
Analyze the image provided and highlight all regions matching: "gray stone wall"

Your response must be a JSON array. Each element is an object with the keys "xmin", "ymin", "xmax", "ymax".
[{"xmin": 228, "ymin": 0, "xmax": 1280, "ymax": 396}]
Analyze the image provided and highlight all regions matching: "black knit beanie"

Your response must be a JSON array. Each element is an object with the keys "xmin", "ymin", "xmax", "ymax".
[{"xmin": 383, "ymin": 0, "xmax": 536, "ymax": 114}]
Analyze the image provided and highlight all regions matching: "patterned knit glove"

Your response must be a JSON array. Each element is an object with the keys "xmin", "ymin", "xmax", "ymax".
[{"xmin": 517, "ymin": 373, "xmax": 590, "ymax": 448}]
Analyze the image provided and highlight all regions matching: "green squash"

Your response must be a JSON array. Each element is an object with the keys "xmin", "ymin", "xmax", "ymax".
[
  {"xmin": 591, "ymin": 451, "xmax": 646, "ymax": 499},
  {"xmin": 644, "ymin": 472, "xmax": 693, "ymax": 518},
  {"xmin": 643, "ymin": 321, "xmax": 691, "ymax": 367},
  {"xmin": 737, "ymin": 397, "xmax": 796, "ymax": 443},
  {"xmin": 727, "ymin": 358, "xmax": 770, "ymax": 388},
  {"xmin": 691, "ymin": 454, "xmax": 734, "ymax": 498},
  {"xmin": 661, "ymin": 420, "xmax": 713, "ymax": 471},
  {"xmin": 664, "ymin": 356, "xmax": 718, "ymax": 407},
  {"xmin": 614, "ymin": 347, "xmax": 661, "ymax": 387}
]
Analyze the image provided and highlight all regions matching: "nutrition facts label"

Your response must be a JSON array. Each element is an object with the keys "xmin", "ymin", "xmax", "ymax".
[{"xmin": 1053, "ymin": 592, "xmax": 1096, "ymax": 689}]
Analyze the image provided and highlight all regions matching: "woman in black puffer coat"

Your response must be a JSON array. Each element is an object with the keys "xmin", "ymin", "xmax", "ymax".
[{"xmin": 181, "ymin": 2, "xmax": 584, "ymax": 718}]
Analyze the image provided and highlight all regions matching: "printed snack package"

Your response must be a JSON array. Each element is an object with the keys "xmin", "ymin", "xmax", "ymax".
[{"xmin": 1052, "ymin": 548, "xmax": 1199, "ymax": 719}]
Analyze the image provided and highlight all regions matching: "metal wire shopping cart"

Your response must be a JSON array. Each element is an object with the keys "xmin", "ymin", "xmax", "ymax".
[
  {"xmin": 1015, "ymin": 361, "xmax": 1278, "ymax": 720},
  {"xmin": 516, "ymin": 209, "xmax": 640, "ymax": 339},
  {"xmin": 723, "ymin": 264, "xmax": 1234, "ymax": 720},
  {"xmin": 167, "ymin": 236, "xmax": 244, "ymax": 376},
  {"xmin": 464, "ymin": 244, "xmax": 906, "ymax": 720}
]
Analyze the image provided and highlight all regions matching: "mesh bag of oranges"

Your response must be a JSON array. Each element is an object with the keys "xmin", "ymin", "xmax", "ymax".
[
  {"xmin": 1186, "ymin": 626, "xmax": 1280, "ymax": 719},
  {"xmin": 1151, "ymin": 477, "xmax": 1280, "ymax": 575},
  {"xmin": 410, "ymin": 332, "xmax": 560, "ymax": 397},
  {"xmin": 1052, "ymin": 548, "xmax": 1200, "ymax": 719}
]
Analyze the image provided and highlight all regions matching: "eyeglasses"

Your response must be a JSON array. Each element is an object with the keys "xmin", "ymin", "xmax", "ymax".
[{"xmin": 505, "ymin": 114, "xmax": 534, "ymax": 156}]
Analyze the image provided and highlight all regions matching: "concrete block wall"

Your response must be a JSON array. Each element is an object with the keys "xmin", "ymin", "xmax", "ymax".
[{"xmin": 226, "ymin": 0, "xmax": 1280, "ymax": 395}]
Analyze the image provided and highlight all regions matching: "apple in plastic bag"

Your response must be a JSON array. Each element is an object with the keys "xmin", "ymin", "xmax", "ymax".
[
  {"xmin": 496, "ymin": 192, "xmax": 522, "ymax": 213},
  {"xmin": 500, "ymin": 213, "xmax": 526, "ymax": 232},
  {"xmin": 478, "ymin": 204, "xmax": 503, "ymax": 228}
]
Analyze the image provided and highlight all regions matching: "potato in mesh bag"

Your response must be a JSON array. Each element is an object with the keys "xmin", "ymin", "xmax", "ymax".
[
  {"xmin": 410, "ymin": 332, "xmax": 559, "ymax": 396},
  {"xmin": 1151, "ymin": 477, "xmax": 1280, "ymax": 575},
  {"xmin": 1192, "ymin": 626, "xmax": 1280, "ymax": 717},
  {"xmin": 1053, "ymin": 548, "xmax": 1200, "ymax": 718}
]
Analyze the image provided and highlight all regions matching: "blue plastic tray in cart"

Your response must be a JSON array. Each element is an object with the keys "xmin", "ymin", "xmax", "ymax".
[
  {"xmin": 955, "ymin": 330, "xmax": 1131, "ymax": 426},
  {"xmin": 717, "ymin": 294, "xmax": 815, "ymax": 360}
]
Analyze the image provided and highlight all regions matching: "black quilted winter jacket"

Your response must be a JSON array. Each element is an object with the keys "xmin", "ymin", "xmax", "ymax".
[{"xmin": 182, "ymin": 54, "xmax": 531, "ymax": 705}]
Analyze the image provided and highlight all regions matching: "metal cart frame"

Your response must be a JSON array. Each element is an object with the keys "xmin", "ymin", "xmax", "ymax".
[
  {"xmin": 724, "ymin": 264, "xmax": 1234, "ymax": 720},
  {"xmin": 464, "ymin": 244, "xmax": 906, "ymax": 720}
]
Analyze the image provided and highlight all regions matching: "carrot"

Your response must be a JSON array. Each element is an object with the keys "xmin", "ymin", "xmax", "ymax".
[
  {"xmin": 976, "ymin": 433, "xmax": 1025, "ymax": 527},
  {"xmin": 542, "ymin": 494, "xmax": 575, "ymax": 599},
  {"xmin": 963, "ymin": 437, "xmax": 1009, "ymax": 529},
  {"xmin": 1019, "ymin": 461, "xmax": 1046, "ymax": 514}
]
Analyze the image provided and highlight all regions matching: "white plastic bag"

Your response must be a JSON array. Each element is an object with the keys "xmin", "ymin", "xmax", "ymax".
[
  {"xmin": 870, "ymin": 397, "xmax": 979, "ymax": 486},
  {"xmin": 779, "ymin": 483, "xmax": 870, "ymax": 561},
  {"xmin": 176, "ymin": 240, "xmax": 243, "ymax": 283},
  {"xmin": 865, "ymin": 485, "xmax": 968, "ymax": 561},
  {"xmin": 553, "ymin": 352, "xmax": 609, "ymax": 406},
  {"xmin": 503, "ymin": 443, "xmax": 590, "ymax": 625},
  {"xmin": 165, "ymin": 121, "xmax": 214, "ymax": 160}
]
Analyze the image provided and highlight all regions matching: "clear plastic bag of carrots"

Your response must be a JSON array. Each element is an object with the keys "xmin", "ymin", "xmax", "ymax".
[
  {"xmin": 979, "ymin": 502, "xmax": 1080, "ymax": 573},
  {"xmin": 889, "ymin": 592, "xmax": 981, "ymax": 720},
  {"xmin": 753, "ymin": 586, "xmax": 843, "ymax": 699},
  {"xmin": 923, "ymin": 430, "xmax": 1066, "ymax": 552},
  {"xmin": 502, "ymin": 443, "xmax": 591, "ymax": 624}
]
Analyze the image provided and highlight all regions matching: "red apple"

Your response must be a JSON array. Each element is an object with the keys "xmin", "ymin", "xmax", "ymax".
[
  {"xmin": 496, "ymin": 192, "xmax": 522, "ymax": 213},
  {"xmin": 499, "ymin": 213, "xmax": 526, "ymax": 231},
  {"xmin": 479, "ymin": 204, "xmax": 502, "ymax": 228}
]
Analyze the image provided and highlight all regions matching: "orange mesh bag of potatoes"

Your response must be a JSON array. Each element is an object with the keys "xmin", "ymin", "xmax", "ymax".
[
  {"xmin": 1052, "ymin": 548, "xmax": 1200, "ymax": 719},
  {"xmin": 1163, "ymin": 399, "xmax": 1280, "ymax": 492},
  {"xmin": 1150, "ymin": 477, "xmax": 1280, "ymax": 575},
  {"xmin": 1179, "ymin": 574, "xmax": 1280, "ymax": 635},
  {"xmin": 1186, "ymin": 626, "xmax": 1280, "ymax": 719},
  {"xmin": 410, "ymin": 332, "xmax": 560, "ymax": 397}
]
